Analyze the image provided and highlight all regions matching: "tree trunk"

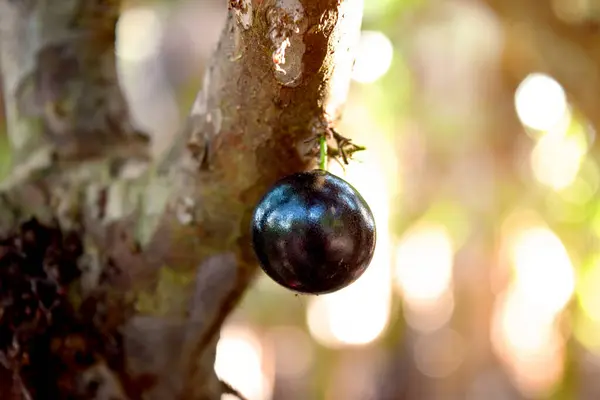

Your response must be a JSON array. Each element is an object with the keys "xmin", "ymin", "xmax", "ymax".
[{"xmin": 0, "ymin": 0, "xmax": 364, "ymax": 399}]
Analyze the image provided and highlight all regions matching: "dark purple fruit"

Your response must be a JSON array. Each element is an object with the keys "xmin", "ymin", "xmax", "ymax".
[{"xmin": 251, "ymin": 170, "xmax": 376, "ymax": 294}]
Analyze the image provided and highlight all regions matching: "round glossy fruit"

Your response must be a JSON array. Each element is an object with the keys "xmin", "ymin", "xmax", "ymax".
[{"xmin": 251, "ymin": 170, "xmax": 376, "ymax": 294}]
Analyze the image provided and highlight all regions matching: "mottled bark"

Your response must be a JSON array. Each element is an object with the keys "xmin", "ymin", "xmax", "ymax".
[{"xmin": 0, "ymin": 0, "xmax": 363, "ymax": 399}]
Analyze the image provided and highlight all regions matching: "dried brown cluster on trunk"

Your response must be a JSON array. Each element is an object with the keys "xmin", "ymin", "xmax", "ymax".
[{"xmin": 0, "ymin": 220, "xmax": 147, "ymax": 399}]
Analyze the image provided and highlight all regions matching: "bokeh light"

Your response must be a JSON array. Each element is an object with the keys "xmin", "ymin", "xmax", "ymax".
[
  {"xmin": 215, "ymin": 325, "xmax": 273, "ymax": 400},
  {"xmin": 306, "ymin": 274, "xmax": 391, "ymax": 348},
  {"xmin": 352, "ymin": 31, "xmax": 394, "ymax": 83},
  {"xmin": 531, "ymin": 129, "xmax": 587, "ymax": 190},
  {"xmin": 508, "ymin": 226, "xmax": 575, "ymax": 316},
  {"xmin": 491, "ymin": 287, "xmax": 566, "ymax": 397},
  {"xmin": 394, "ymin": 223, "xmax": 455, "ymax": 332},
  {"xmin": 394, "ymin": 224, "xmax": 454, "ymax": 302},
  {"xmin": 514, "ymin": 73, "xmax": 568, "ymax": 131},
  {"xmin": 492, "ymin": 217, "xmax": 574, "ymax": 397}
]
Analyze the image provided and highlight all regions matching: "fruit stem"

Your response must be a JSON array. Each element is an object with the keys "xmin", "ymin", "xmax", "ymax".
[{"xmin": 319, "ymin": 134, "xmax": 327, "ymax": 170}]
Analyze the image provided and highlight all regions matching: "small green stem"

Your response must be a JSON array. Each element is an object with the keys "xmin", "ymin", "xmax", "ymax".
[{"xmin": 319, "ymin": 134, "xmax": 327, "ymax": 170}]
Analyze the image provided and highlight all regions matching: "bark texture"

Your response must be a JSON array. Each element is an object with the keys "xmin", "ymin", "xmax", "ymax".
[{"xmin": 0, "ymin": 0, "xmax": 363, "ymax": 399}]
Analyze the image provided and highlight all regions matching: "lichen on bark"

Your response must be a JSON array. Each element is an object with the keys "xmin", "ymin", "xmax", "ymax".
[{"xmin": 0, "ymin": 0, "xmax": 364, "ymax": 398}]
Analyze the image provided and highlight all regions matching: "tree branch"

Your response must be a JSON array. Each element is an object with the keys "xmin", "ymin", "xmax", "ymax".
[
  {"xmin": 0, "ymin": 0, "xmax": 364, "ymax": 398},
  {"xmin": 132, "ymin": 1, "xmax": 364, "ymax": 398}
]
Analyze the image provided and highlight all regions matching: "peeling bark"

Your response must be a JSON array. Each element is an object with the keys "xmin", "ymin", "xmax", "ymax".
[{"xmin": 0, "ymin": 0, "xmax": 364, "ymax": 399}]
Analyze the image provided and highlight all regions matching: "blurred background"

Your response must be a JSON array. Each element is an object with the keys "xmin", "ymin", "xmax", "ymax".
[{"xmin": 3, "ymin": 0, "xmax": 600, "ymax": 399}]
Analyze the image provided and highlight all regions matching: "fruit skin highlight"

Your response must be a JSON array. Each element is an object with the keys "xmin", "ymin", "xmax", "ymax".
[{"xmin": 251, "ymin": 169, "xmax": 376, "ymax": 294}]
